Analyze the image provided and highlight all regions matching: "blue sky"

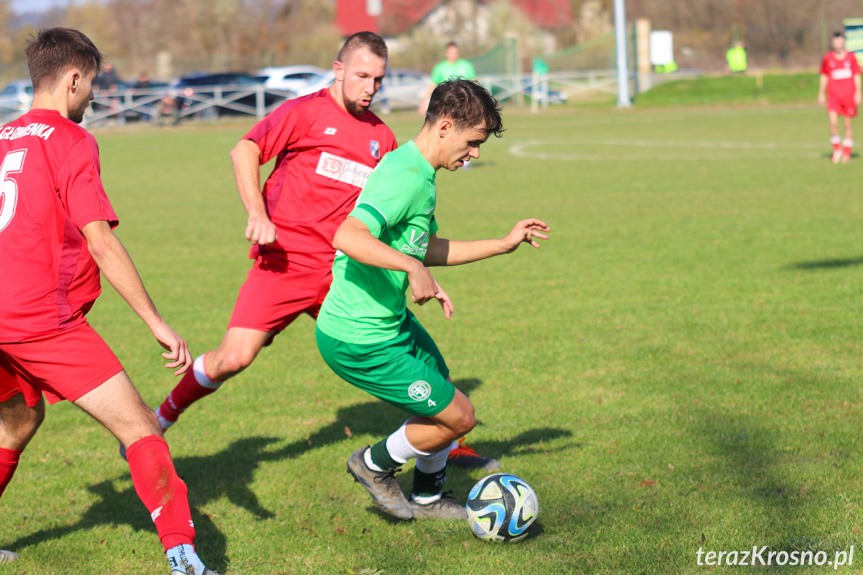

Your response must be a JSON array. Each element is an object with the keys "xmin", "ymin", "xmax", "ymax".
[{"xmin": 11, "ymin": 0, "xmax": 71, "ymax": 13}]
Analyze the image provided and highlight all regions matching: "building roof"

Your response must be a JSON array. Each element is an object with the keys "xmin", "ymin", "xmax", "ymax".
[{"xmin": 335, "ymin": 0, "xmax": 572, "ymax": 37}]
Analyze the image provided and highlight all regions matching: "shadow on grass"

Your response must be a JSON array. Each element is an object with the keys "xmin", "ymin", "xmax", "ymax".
[
  {"xmin": 6, "ymin": 378, "xmax": 572, "ymax": 567},
  {"xmin": 786, "ymin": 256, "xmax": 863, "ymax": 270},
  {"xmin": 277, "ymin": 378, "xmax": 574, "ymax": 461},
  {"xmin": 5, "ymin": 435, "xmax": 295, "ymax": 572}
]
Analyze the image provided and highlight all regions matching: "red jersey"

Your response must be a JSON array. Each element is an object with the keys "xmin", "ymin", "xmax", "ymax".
[
  {"xmin": 245, "ymin": 88, "xmax": 397, "ymax": 268},
  {"xmin": 821, "ymin": 51, "xmax": 861, "ymax": 103},
  {"xmin": 0, "ymin": 109, "xmax": 118, "ymax": 343}
]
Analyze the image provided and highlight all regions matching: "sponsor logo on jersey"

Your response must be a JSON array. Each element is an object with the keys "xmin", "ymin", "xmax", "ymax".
[
  {"xmin": 370, "ymin": 140, "xmax": 380, "ymax": 159},
  {"xmin": 408, "ymin": 380, "xmax": 432, "ymax": 401},
  {"xmin": 315, "ymin": 152, "xmax": 373, "ymax": 188},
  {"xmin": 832, "ymin": 67, "xmax": 854, "ymax": 80},
  {"xmin": 0, "ymin": 123, "xmax": 55, "ymax": 141},
  {"xmin": 401, "ymin": 229, "xmax": 429, "ymax": 257},
  {"xmin": 325, "ymin": 127, "xmax": 337, "ymax": 135}
]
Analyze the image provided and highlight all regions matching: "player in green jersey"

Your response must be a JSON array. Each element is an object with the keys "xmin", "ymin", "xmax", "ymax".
[{"xmin": 316, "ymin": 79, "xmax": 550, "ymax": 521}]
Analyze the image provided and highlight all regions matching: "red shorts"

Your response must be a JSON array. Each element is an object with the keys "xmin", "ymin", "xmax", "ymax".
[
  {"xmin": 0, "ymin": 322, "xmax": 124, "ymax": 407},
  {"xmin": 828, "ymin": 97, "xmax": 857, "ymax": 117},
  {"xmin": 228, "ymin": 255, "xmax": 332, "ymax": 337}
]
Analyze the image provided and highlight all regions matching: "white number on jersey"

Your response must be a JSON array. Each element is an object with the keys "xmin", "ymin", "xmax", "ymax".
[{"xmin": 0, "ymin": 149, "xmax": 26, "ymax": 234}]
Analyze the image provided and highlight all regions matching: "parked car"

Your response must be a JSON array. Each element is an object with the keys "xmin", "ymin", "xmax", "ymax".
[
  {"xmin": 254, "ymin": 65, "xmax": 326, "ymax": 93},
  {"xmin": 521, "ymin": 78, "xmax": 568, "ymax": 104},
  {"xmin": 0, "ymin": 79, "xmax": 33, "ymax": 117},
  {"xmin": 173, "ymin": 72, "xmax": 291, "ymax": 119},
  {"xmin": 375, "ymin": 68, "xmax": 430, "ymax": 112},
  {"xmin": 293, "ymin": 70, "xmax": 335, "ymax": 98},
  {"xmin": 293, "ymin": 68, "xmax": 429, "ymax": 113}
]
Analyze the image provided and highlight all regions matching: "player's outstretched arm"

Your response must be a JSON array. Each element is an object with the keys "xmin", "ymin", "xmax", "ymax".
[
  {"xmin": 231, "ymin": 138, "xmax": 277, "ymax": 246},
  {"xmin": 333, "ymin": 216, "xmax": 440, "ymax": 305},
  {"xmin": 425, "ymin": 219, "xmax": 550, "ymax": 267},
  {"xmin": 80, "ymin": 220, "xmax": 192, "ymax": 375}
]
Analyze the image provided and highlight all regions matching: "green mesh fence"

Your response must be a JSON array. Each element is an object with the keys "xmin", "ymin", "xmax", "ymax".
[
  {"xmin": 542, "ymin": 31, "xmax": 617, "ymax": 72},
  {"xmin": 469, "ymin": 37, "xmax": 519, "ymax": 76}
]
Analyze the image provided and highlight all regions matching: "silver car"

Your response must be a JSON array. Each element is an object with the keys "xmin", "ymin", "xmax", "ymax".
[{"xmin": 0, "ymin": 79, "xmax": 33, "ymax": 118}]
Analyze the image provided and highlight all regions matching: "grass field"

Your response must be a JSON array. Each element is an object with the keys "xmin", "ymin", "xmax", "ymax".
[{"xmin": 3, "ymin": 101, "xmax": 863, "ymax": 574}]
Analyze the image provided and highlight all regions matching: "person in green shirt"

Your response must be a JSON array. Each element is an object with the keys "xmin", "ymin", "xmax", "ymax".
[
  {"xmin": 418, "ymin": 41, "xmax": 476, "ymax": 115},
  {"xmin": 726, "ymin": 41, "xmax": 747, "ymax": 73},
  {"xmin": 317, "ymin": 79, "xmax": 550, "ymax": 521}
]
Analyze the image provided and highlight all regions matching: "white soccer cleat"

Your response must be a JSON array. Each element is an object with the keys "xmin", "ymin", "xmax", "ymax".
[
  {"xmin": 0, "ymin": 549, "xmax": 19, "ymax": 563},
  {"xmin": 832, "ymin": 149, "xmax": 843, "ymax": 163}
]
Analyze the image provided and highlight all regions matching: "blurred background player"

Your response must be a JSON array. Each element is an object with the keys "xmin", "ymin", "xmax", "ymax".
[
  {"xmin": 725, "ymin": 41, "xmax": 747, "ymax": 74},
  {"xmin": 418, "ymin": 41, "xmax": 476, "ymax": 116},
  {"xmin": 818, "ymin": 32, "xmax": 862, "ymax": 163},
  {"xmin": 0, "ymin": 28, "xmax": 217, "ymax": 574},
  {"xmin": 316, "ymin": 79, "xmax": 550, "ymax": 521}
]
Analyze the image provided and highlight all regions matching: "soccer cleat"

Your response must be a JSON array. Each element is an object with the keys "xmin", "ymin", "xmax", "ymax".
[
  {"xmin": 447, "ymin": 438, "xmax": 501, "ymax": 472},
  {"xmin": 843, "ymin": 151, "xmax": 852, "ymax": 163},
  {"xmin": 832, "ymin": 148, "xmax": 843, "ymax": 163},
  {"xmin": 346, "ymin": 447, "xmax": 414, "ymax": 520},
  {"xmin": 170, "ymin": 569, "xmax": 220, "ymax": 575},
  {"xmin": 0, "ymin": 549, "xmax": 18, "ymax": 564},
  {"xmin": 410, "ymin": 492, "xmax": 468, "ymax": 520}
]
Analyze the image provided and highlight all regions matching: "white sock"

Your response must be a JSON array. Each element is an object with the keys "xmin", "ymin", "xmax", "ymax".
[
  {"xmin": 154, "ymin": 407, "xmax": 175, "ymax": 430},
  {"xmin": 364, "ymin": 448, "xmax": 384, "ymax": 472},
  {"xmin": 843, "ymin": 138, "xmax": 854, "ymax": 149},
  {"xmin": 831, "ymin": 135, "xmax": 842, "ymax": 145},
  {"xmin": 415, "ymin": 441, "xmax": 456, "ymax": 474},
  {"xmin": 193, "ymin": 354, "xmax": 222, "ymax": 389},
  {"xmin": 386, "ymin": 421, "xmax": 430, "ymax": 463},
  {"xmin": 166, "ymin": 544, "xmax": 206, "ymax": 574}
]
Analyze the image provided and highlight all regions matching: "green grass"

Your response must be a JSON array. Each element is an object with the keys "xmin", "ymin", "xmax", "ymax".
[
  {"xmin": 3, "ymin": 102, "xmax": 863, "ymax": 574},
  {"xmin": 636, "ymin": 73, "xmax": 820, "ymax": 107}
]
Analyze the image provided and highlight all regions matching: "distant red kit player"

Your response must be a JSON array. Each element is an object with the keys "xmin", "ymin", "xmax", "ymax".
[{"xmin": 819, "ymin": 32, "xmax": 862, "ymax": 163}]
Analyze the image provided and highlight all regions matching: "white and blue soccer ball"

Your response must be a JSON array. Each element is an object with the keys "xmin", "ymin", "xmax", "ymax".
[{"xmin": 465, "ymin": 473, "xmax": 539, "ymax": 543}]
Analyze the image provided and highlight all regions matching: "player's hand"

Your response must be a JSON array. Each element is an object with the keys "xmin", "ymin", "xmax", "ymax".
[
  {"xmin": 818, "ymin": 93, "xmax": 826, "ymax": 106},
  {"xmin": 150, "ymin": 320, "xmax": 192, "ymax": 375},
  {"xmin": 434, "ymin": 280, "xmax": 454, "ymax": 319},
  {"xmin": 408, "ymin": 263, "xmax": 439, "ymax": 306},
  {"xmin": 246, "ymin": 214, "xmax": 277, "ymax": 245},
  {"xmin": 856, "ymin": 92, "xmax": 862, "ymax": 106},
  {"xmin": 500, "ymin": 219, "xmax": 551, "ymax": 253}
]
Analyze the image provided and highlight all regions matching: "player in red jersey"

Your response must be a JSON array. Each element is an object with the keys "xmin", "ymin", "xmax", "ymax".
[
  {"xmin": 819, "ymin": 32, "xmax": 862, "ymax": 163},
  {"xmin": 0, "ymin": 28, "xmax": 218, "ymax": 574},
  {"xmin": 154, "ymin": 32, "xmax": 499, "ymax": 471}
]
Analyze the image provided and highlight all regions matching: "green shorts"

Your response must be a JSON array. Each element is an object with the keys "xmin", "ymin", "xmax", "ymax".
[{"xmin": 316, "ymin": 310, "xmax": 454, "ymax": 417}]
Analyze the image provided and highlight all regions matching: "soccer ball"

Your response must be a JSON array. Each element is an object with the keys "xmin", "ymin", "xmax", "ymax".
[{"xmin": 465, "ymin": 473, "xmax": 539, "ymax": 543}]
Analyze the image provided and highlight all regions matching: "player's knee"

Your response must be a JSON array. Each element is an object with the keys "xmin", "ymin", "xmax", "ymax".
[
  {"xmin": 3, "ymin": 407, "xmax": 44, "ymax": 447},
  {"xmin": 452, "ymin": 404, "xmax": 476, "ymax": 437},
  {"xmin": 214, "ymin": 347, "xmax": 256, "ymax": 378}
]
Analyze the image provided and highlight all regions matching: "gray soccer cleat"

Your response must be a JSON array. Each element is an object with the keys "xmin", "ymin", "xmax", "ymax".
[
  {"xmin": 0, "ymin": 549, "xmax": 18, "ymax": 564},
  {"xmin": 346, "ymin": 447, "xmax": 414, "ymax": 520},
  {"xmin": 409, "ymin": 492, "xmax": 468, "ymax": 520},
  {"xmin": 170, "ymin": 566, "xmax": 220, "ymax": 574}
]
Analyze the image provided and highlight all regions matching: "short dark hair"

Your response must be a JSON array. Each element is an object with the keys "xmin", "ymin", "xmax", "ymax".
[
  {"xmin": 446, "ymin": 41, "xmax": 458, "ymax": 49},
  {"xmin": 26, "ymin": 28, "xmax": 102, "ymax": 92},
  {"xmin": 426, "ymin": 79, "xmax": 504, "ymax": 138},
  {"xmin": 834, "ymin": 31, "xmax": 845, "ymax": 39},
  {"xmin": 337, "ymin": 31, "xmax": 388, "ymax": 63}
]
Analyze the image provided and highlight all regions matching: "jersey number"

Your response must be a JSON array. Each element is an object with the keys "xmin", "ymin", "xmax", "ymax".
[{"xmin": 0, "ymin": 149, "xmax": 26, "ymax": 234}]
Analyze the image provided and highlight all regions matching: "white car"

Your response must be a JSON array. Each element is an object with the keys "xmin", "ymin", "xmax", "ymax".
[
  {"xmin": 292, "ymin": 69, "xmax": 429, "ymax": 113},
  {"xmin": 0, "ymin": 79, "xmax": 33, "ymax": 117},
  {"xmin": 254, "ymin": 65, "xmax": 326, "ymax": 94}
]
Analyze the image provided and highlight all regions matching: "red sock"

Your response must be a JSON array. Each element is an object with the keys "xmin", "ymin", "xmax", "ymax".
[
  {"xmin": 0, "ymin": 448, "xmax": 22, "ymax": 498},
  {"xmin": 126, "ymin": 435, "xmax": 195, "ymax": 550},
  {"xmin": 832, "ymin": 136, "xmax": 842, "ymax": 151},
  {"xmin": 158, "ymin": 354, "xmax": 221, "ymax": 423}
]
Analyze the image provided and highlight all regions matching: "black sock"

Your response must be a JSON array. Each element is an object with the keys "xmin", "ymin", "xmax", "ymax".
[{"xmin": 412, "ymin": 467, "xmax": 446, "ymax": 498}]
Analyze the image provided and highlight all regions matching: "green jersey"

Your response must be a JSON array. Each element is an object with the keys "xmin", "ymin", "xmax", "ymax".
[
  {"xmin": 317, "ymin": 140, "xmax": 438, "ymax": 344},
  {"xmin": 431, "ymin": 59, "xmax": 476, "ymax": 84}
]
